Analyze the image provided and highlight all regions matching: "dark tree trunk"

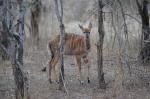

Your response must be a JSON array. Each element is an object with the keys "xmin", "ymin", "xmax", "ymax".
[
  {"xmin": 0, "ymin": 31, "xmax": 9, "ymax": 60},
  {"xmin": 30, "ymin": 0, "xmax": 41, "ymax": 46},
  {"xmin": 0, "ymin": 0, "xmax": 30, "ymax": 98},
  {"xmin": 54, "ymin": 0, "xmax": 65, "ymax": 90},
  {"xmin": 97, "ymin": 0, "xmax": 106, "ymax": 89},
  {"xmin": 0, "ymin": 0, "xmax": 9, "ymax": 60},
  {"xmin": 136, "ymin": 0, "xmax": 150, "ymax": 64}
]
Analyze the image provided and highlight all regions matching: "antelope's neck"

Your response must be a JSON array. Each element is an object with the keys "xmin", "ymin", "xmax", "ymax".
[{"xmin": 85, "ymin": 33, "xmax": 91, "ymax": 51}]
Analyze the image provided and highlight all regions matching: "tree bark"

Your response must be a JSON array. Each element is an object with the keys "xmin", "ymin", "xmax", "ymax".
[
  {"xmin": 30, "ymin": 0, "xmax": 41, "ymax": 46},
  {"xmin": 0, "ymin": 31, "xmax": 9, "ymax": 60},
  {"xmin": 54, "ymin": 0, "xmax": 65, "ymax": 90},
  {"xmin": 0, "ymin": 0, "xmax": 30, "ymax": 98},
  {"xmin": 0, "ymin": 0, "xmax": 9, "ymax": 60},
  {"xmin": 136, "ymin": 0, "xmax": 150, "ymax": 64},
  {"xmin": 97, "ymin": 0, "xmax": 106, "ymax": 89}
]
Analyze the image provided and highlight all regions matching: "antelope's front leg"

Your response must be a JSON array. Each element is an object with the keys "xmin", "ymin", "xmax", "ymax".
[
  {"xmin": 75, "ymin": 56, "xmax": 84, "ymax": 85},
  {"xmin": 83, "ymin": 55, "xmax": 90, "ymax": 83}
]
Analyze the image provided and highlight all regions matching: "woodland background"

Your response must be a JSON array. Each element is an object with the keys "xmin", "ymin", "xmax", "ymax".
[{"xmin": 0, "ymin": 0, "xmax": 150, "ymax": 99}]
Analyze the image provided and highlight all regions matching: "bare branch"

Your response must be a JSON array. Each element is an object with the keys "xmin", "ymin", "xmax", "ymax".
[
  {"xmin": 124, "ymin": 13, "xmax": 141, "ymax": 24},
  {"xmin": 136, "ymin": 0, "xmax": 143, "ymax": 16},
  {"xmin": 0, "ymin": 42, "xmax": 9, "ymax": 56}
]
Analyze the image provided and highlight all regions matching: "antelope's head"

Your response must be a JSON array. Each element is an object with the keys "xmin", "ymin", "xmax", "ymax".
[
  {"xmin": 79, "ymin": 22, "xmax": 92, "ymax": 50},
  {"xmin": 78, "ymin": 22, "xmax": 92, "ymax": 35}
]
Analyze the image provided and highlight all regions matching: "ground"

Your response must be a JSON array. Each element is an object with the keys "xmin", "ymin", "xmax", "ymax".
[{"xmin": 0, "ymin": 42, "xmax": 150, "ymax": 99}]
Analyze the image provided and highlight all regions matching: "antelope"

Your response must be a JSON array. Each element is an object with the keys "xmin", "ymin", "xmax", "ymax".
[{"xmin": 47, "ymin": 22, "xmax": 92, "ymax": 84}]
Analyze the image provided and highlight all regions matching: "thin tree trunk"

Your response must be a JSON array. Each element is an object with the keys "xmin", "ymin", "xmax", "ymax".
[
  {"xmin": 16, "ymin": 1, "xmax": 30, "ymax": 98},
  {"xmin": 0, "ymin": 0, "xmax": 9, "ymax": 60},
  {"xmin": 54, "ymin": 0, "xmax": 65, "ymax": 90},
  {"xmin": 97, "ymin": 0, "xmax": 106, "ymax": 89},
  {"xmin": 30, "ymin": 0, "xmax": 41, "ymax": 46},
  {"xmin": 111, "ymin": 11, "xmax": 124, "ymax": 97},
  {"xmin": 0, "ymin": 31, "xmax": 9, "ymax": 60}
]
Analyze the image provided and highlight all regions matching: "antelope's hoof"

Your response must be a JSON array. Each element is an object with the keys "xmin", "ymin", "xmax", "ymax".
[
  {"xmin": 55, "ymin": 80, "xmax": 59, "ymax": 84},
  {"xmin": 49, "ymin": 79, "xmax": 52, "ymax": 84},
  {"xmin": 87, "ymin": 77, "xmax": 90, "ymax": 83},
  {"xmin": 81, "ymin": 81, "xmax": 84, "ymax": 85},
  {"xmin": 80, "ymin": 80, "xmax": 84, "ymax": 85},
  {"xmin": 41, "ymin": 67, "xmax": 46, "ymax": 72}
]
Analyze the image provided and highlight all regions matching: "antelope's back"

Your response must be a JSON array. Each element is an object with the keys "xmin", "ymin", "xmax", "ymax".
[
  {"xmin": 64, "ymin": 33, "xmax": 86, "ymax": 55},
  {"xmin": 49, "ymin": 33, "xmax": 86, "ymax": 55}
]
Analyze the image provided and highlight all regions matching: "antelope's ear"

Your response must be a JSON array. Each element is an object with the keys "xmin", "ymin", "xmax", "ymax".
[
  {"xmin": 88, "ymin": 22, "xmax": 92, "ymax": 29},
  {"xmin": 78, "ymin": 24, "xmax": 83, "ymax": 30}
]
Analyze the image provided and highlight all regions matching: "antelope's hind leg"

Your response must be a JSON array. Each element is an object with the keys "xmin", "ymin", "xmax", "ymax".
[
  {"xmin": 48, "ymin": 57, "xmax": 54, "ymax": 83},
  {"xmin": 48, "ymin": 53, "xmax": 60, "ymax": 84},
  {"xmin": 51, "ymin": 54, "xmax": 59, "ymax": 83}
]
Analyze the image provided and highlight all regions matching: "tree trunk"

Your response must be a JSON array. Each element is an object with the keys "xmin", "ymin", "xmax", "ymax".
[
  {"xmin": 136, "ymin": 0, "xmax": 150, "ymax": 64},
  {"xmin": 54, "ymin": 0, "xmax": 65, "ymax": 90},
  {"xmin": 0, "ymin": 0, "xmax": 30, "ymax": 98},
  {"xmin": 0, "ymin": 31, "xmax": 9, "ymax": 60},
  {"xmin": 97, "ymin": 0, "xmax": 106, "ymax": 89},
  {"xmin": 30, "ymin": 0, "xmax": 41, "ymax": 46},
  {"xmin": 0, "ymin": 0, "xmax": 9, "ymax": 60}
]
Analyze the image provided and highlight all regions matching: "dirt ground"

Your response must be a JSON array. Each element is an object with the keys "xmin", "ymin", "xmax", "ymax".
[{"xmin": 0, "ymin": 42, "xmax": 150, "ymax": 99}]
